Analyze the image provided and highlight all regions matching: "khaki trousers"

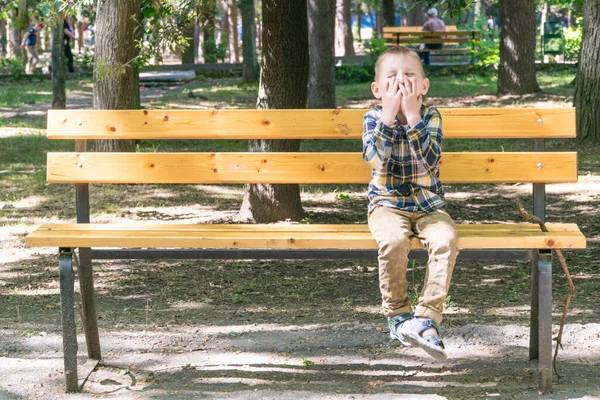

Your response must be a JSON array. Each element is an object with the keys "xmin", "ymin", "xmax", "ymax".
[{"xmin": 368, "ymin": 206, "xmax": 459, "ymax": 324}]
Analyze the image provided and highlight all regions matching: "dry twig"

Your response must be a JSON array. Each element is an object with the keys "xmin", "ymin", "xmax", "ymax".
[{"xmin": 514, "ymin": 200, "xmax": 576, "ymax": 381}]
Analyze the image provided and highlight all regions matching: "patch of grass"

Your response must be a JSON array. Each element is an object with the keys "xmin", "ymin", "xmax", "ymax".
[{"xmin": 0, "ymin": 115, "xmax": 46, "ymax": 129}]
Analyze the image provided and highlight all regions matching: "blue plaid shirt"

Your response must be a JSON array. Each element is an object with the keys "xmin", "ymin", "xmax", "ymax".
[{"xmin": 362, "ymin": 105, "xmax": 446, "ymax": 214}]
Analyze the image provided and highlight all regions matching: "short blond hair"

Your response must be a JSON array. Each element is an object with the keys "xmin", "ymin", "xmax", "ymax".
[{"xmin": 374, "ymin": 45, "xmax": 425, "ymax": 79}]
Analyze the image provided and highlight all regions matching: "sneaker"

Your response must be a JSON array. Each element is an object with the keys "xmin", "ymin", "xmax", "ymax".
[
  {"xmin": 387, "ymin": 313, "xmax": 414, "ymax": 346},
  {"xmin": 399, "ymin": 317, "xmax": 447, "ymax": 360}
]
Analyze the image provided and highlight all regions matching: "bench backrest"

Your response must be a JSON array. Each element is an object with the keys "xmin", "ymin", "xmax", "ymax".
[
  {"xmin": 46, "ymin": 108, "xmax": 577, "ymax": 186},
  {"xmin": 383, "ymin": 26, "xmax": 458, "ymax": 33},
  {"xmin": 382, "ymin": 28, "xmax": 480, "ymax": 46}
]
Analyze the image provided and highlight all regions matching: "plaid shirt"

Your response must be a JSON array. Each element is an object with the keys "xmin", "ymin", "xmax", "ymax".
[{"xmin": 362, "ymin": 105, "xmax": 446, "ymax": 214}]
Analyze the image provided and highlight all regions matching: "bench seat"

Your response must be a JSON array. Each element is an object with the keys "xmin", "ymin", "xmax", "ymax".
[{"xmin": 26, "ymin": 223, "xmax": 586, "ymax": 250}]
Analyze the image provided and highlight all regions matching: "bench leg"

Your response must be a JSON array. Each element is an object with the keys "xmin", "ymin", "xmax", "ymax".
[
  {"xmin": 530, "ymin": 250, "xmax": 553, "ymax": 393},
  {"xmin": 59, "ymin": 249, "xmax": 79, "ymax": 392},
  {"xmin": 76, "ymin": 248, "xmax": 102, "ymax": 360}
]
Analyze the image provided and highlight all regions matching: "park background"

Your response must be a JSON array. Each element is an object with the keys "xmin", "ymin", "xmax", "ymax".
[{"xmin": 1, "ymin": 0, "xmax": 600, "ymax": 399}]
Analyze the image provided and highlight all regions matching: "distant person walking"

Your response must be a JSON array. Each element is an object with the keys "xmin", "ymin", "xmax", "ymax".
[
  {"xmin": 421, "ymin": 8, "xmax": 446, "ymax": 66},
  {"xmin": 63, "ymin": 16, "xmax": 78, "ymax": 73},
  {"xmin": 20, "ymin": 23, "xmax": 45, "ymax": 75}
]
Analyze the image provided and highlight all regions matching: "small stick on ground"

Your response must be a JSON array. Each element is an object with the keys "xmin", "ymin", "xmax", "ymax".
[{"xmin": 515, "ymin": 200, "xmax": 576, "ymax": 381}]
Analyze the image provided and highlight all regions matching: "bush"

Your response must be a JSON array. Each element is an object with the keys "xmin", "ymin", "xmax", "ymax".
[
  {"xmin": 336, "ymin": 64, "xmax": 373, "ymax": 83},
  {"xmin": 0, "ymin": 56, "xmax": 26, "ymax": 78},
  {"xmin": 563, "ymin": 24, "xmax": 582, "ymax": 62}
]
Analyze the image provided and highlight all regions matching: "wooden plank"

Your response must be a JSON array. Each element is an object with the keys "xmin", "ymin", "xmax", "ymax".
[
  {"xmin": 24, "ymin": 223, "xmax": 587, "ymax": 249},
  {"xmin": 46, "ymin": 108, "xmax": 576, "ymax": 140},
  {"xmin": 383, "ymin": 26, "xmax": 459, "ymax": 32},
  {"xmin": 383, "ymin": 31, "xmax": 479, "ymax": 38},
  {"xmin": 46, "ymin": 152, "xmax": 578, "ymax": 184},
  {"xmin": 33, "ymin": 223, "xmax": 583, "ymax": 233},
  {"xmin": 385, "ymin": 38, "xmax": 474, "ymax": 45}
]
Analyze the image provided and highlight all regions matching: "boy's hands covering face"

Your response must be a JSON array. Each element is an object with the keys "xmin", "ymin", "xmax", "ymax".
[
  {"xmin": 380, "ymin": 76, "xmax": 403, "ymax": 126},
  {"xmin": 399, "ymin": 77, "xmax": 423, "ymax": 127},
  {"xmin": 381, "ymin": 76, "xmax": 423, "ymax": 127}
]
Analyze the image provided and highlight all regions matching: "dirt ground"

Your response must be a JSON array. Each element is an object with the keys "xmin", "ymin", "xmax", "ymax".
[{"xmin": 1, "ymin": 82, "xmax": 600, "ymax": 399}]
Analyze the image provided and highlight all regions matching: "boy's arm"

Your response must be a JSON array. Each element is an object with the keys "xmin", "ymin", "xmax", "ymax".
[
  {"xmin": 405, "ymin": 108, "xmax": 443, "ymax": 171},
  {"xmin": 362, "ymin": 111, "xmax": 394, "ymax": 170}
]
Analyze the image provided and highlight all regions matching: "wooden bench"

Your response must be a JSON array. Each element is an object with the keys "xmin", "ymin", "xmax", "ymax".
[
  {"xmin": 383, "ymin": 26, "xmax": 480, "ymax": 60},
  {"xmin": 25, "ymin": 107, "xmax": 586, "ymax": 393}
]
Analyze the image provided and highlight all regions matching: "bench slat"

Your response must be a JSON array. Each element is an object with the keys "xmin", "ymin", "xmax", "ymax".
[
  {"xmin": 383, "ymin": 26, "xmax": 460, "ymax": 32},
  {"xmin": 47, "ymin": 108, "xmax": 576, "ymax": 140},
  {"xmin": 46, "ymin": 152, "xmax": 578, "ymax": 184},
  {"xmin": 24, "ymin": 223, "xmax": 587, "ymax": 249},
  {"xmin": 32, "ymin": 223, "xmax": 584, "ymax": 233}
]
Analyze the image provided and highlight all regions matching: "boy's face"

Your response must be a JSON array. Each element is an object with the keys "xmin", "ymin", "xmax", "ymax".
[{"xmin": 371, "ymin": 53, "xmax": 430, "ymax": 102}]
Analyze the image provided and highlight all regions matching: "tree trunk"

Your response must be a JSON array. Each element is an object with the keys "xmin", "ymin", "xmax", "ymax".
[
  {"xmin": 240, "ymin": 0, "xmax": 259, "ymax": 81},
  {"xmin": 405, "ymin": 1, "xmax": 423, "ymax": 26},
  {"xmin": 238, "ymin": 0, "xmax": 308, "ymax": 223},
  {"xmin": 382, "ymin": 0, "xmax": 396, "ymax": 27},
  {"xmin": 93, "ymin": 0, "xmax": 141, "ymax": 152},
  {"xmin": 181, "ymin": 22, "xmax": 196, "ymax": 64},
  {"xmin": 307, "ymin": 0, "xmax": 336, "ymax": 109},
  {"xmin": 335, "ymin": 0, "xmax": 354, "ymax": 56},
  {"xmin": 201, "ymin": 0, "xmax": 217, "ymax": 63},
  {"xmin": 228, "ymin": 0, "xmax": 240, "ymax": 62},
  {"xmin": 8, "ymin": 10, "xmax": 21, "ymax": 58},
  {"xmin": 497, "ymin": 0, "xmax": 540, "ymax": 95},
  {"xmin": 221, "ymin": 0, "xmax": 230, "ymax": 59},
  {"xmin": 356, "ymin": 2, "xmax": 362, "ymax": 42},
  {"xmin": 574, "ymin": 0, "xmax": 600, "ymax": 142},
  {"xmin": 51, "ymin": 22, "xmax": 66, "ymax": 109},
  {"xmin": 0, "ymin": 19, "xmax": 6, "ymax": 58}
]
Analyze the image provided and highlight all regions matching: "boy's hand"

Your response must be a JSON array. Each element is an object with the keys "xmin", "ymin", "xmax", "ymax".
[
  {"xmin": 380, "ymin": 76, "xmax": 402, "ymax": 127},
  {"xmin": 399, "ymin": 78, "xmax": 423, "ymax": 127}
]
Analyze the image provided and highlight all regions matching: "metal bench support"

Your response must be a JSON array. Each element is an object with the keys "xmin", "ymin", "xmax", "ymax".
[{"xmin": 58, "ymin": 248, "xmax": 79, "ymax": 393}]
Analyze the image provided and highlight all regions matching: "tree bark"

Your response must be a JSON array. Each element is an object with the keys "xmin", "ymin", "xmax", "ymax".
[
  {"xmin": 238, "ymin": 0, "xmax": 308, "ymax": 223},
  {"xmin": 93, "ymin": 0, "xmax": 141, "ymax": 152},
  {"xmin": 240, "ymin": 0, "xmax": 259, "ymax": 81},
  {"xmin": 307, "ymin": 0, "xmax": 336, "ymax": 109},
  {"xmin": 201, "ymin": 0, "xmax": 217, "ymax": 63},
  {"xmin": 335, "ymin": 0, "xmax": 354, "ymax": 57},
  {"xmin": 227, "ymin": 0, "xmax": 240, "ymax": 62},
  {"xmin": 574, "ymin": 0, "xmax": 600, "ymax": 142},
  {"xmin": 181, "ymin": 22, "xmax": 196, "ymax": 64},
  {"xmin": 356, "ymin": 2, "xmax": 362, "ymax": 42},
  {"xmin": 405, "ymin": 1, "xmax": 424, "ymax": 27},
  {"xmin": 0, "ymin": 19, "xmax": 6, "ymax": 58},
  {"xmin": 382, "ymin": 0, "xmax": 396, "ymax": 27},
  {"xmin": 7, "ymin": 10, "xmax": 21, "ymax": 58},
  {"xmin": 497, "ymin": 0, "xmax": 540, "ymax": 95},
  {"xmin": 51, "ymin": 22, "xmax": 66, "ymax": 109}
]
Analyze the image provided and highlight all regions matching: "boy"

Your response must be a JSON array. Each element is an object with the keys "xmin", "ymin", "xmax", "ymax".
[{"xmin": 362, "ymin": 46, "xmax": 459, "ymax": 360}]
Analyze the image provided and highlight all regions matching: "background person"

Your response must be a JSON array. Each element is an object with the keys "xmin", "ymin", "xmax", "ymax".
[
  {"xmin": 20, "ymin": 22, "xmax": 45, "ymax": 75},
  {"xmin": 421, "ymin": 8, "xmax": 446, "ymax": 66},
  {"xmin": 64, "ymin": 16, "xmax": 78, "ymax": 73}
]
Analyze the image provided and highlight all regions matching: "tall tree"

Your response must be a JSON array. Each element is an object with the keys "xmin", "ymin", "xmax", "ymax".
[
  {"xmin": 238, "ymin": 0, "xmax": 309, "ymax": 222},
  {"xmin": 240, "ymin": 0, "xmax": 259, "ymax": 81},
  {"xmin": 574, "ymin": 0, "xmax": 600, "ymax": 142},
  {"xmin": 335, "ymin": 0, "xmax": 354, "ymax": 56},
  {"xmin": 7, "ymin": 8, "xmax": 21, "ymax": 57},
  {"xmin": 200, "ymin": 0, "xmax": 217, "ymax": 63},
  {"xmin": 51, "ymin": 19, "xmax": 66, "ymax": 109},
  {"xmin": 402, "ymin": 1, "xmax": 424, "ymax": 26},
  {"xmin": 0, "ymin": 18, "xmax": 7, "ymax": 58},
  {"xmin": 382, "ymin": 0, "xmax": 396, "ymax": 26},
  {"xmin": 93, "ymin": 0, "xmax": 141, "ymax": 152},
  {"xmin": 307, "ymin": 0, "xmax": 336, "ymax": 109},
  {"xmin": 226, "ymin": 0, "xmax": 239, "ymax": 62},
  {"xmin": 181, "ymin": 22, "xmax": 196, "ymax": 64},
  {"xmin": 497, "ymin": 0, "xmax": 540, "ymax": 94}
]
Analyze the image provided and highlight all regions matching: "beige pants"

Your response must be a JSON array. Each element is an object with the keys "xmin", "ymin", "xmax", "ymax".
[
  {"xmin": 25, "ymin": 46, "xmax": 39, "ymax": 74},
  {"xmin": 368, "ymin": 206, "xmax": 459, "ymax": 324}
]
